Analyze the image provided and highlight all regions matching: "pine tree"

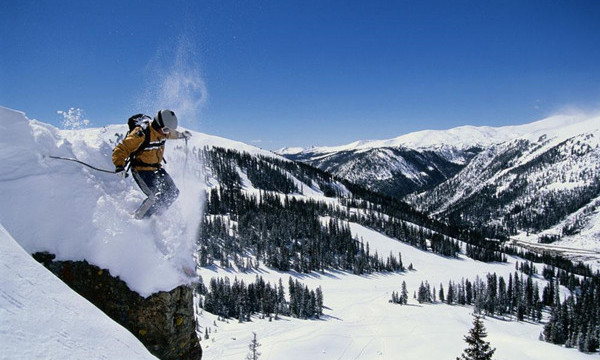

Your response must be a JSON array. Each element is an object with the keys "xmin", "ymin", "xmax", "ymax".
[
  {"xmin": 456, "ymin": 314, "xmax": 496, "ymax": 360},
  {"xmin": 401, "ymin": 281, "xmax": 409, "ymax": 305},
  {"xmin": 247, "ymin": 332, "xmax": 261, "ymax": 360},
  {"xmin": 391, "ymin": 291, "xmax": 399, "ymax": 304},
  {"xmin": 447, "ymin": 280, "xmax": 454, "ymax": 305},
  {"xmin": 315, "ymin": 286, "xmax": 324, "ymax": 317}
]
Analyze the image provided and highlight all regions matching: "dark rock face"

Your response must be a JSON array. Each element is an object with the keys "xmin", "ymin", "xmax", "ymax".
[{"xmin": 33, "ymin": 252, "xmax": 202, "ymax": 360}]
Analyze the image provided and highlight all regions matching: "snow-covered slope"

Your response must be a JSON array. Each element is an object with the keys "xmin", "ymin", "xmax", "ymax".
[
  {"xmin": 279, "ymin": 113, "xmax": 599, "ymax": 199},
  {"xmin": 282, "ymin": 112, "xmax": 596, "ymax": 155},
  {"xmin": 195, "ymin": 222, "xmax": 586, "ymax": 360},
  {"xmin": 413, "ymin": 121, "xmax": 600, "ymax": 214},
  {"xmin": 0, "ymin": 106, "xmax": 298, "ymax": 297},
  {"xmin": 0, "ymin": 106, "xmax": 204, "ymax": 296},
  {"xmin": 0, "ymin": 223, "xmax": 157, "ymax": 360},
  {"xmin": 405, "ymin": 114, "xmax": 600, "ymax": 262}
]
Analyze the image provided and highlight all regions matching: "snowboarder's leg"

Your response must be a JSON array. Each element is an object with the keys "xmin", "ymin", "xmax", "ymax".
[
  {"xmin": 134, "ymin": 195, "xmax": 157, "ymax": 219},
  {"xmin": 132, "ymin": 170, "xmax": 159, "ymax": 219},
  {"xmin": 132, "ymin": 169, "xmax": 179, "ymax": 219},
  {"xmin": 153, "ymin": 169, "xmax": 179, "ymax": 214}
]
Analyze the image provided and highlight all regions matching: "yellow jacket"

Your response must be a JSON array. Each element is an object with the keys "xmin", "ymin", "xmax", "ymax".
[{"xmin": 112, "ymin": 123, "xmax": 181, "ymax": 171}]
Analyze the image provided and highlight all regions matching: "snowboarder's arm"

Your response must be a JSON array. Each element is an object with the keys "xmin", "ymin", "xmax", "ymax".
[
  {"xmin": 112, "ymin": 128, "xmax": 146, "ymax": 167},
  {"xmin": 166, "ymin": 131, "xmax": 180, "ymax": 140},
  {"xmin": 167, "ymin": 130, "xmax": 191, "ymax": 140}
]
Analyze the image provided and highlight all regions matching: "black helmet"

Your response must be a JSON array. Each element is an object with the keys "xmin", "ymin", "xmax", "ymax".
[{"xmin": 154, "ymin": 109, "xmax": 178, "ymax": 132}]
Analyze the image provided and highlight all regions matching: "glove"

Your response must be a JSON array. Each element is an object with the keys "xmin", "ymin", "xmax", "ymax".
[
  {"xmin": 179, "ymin": 130, "xmax": 192, "ymax": 140},
  {"xmin": 115, "ymin": 166, "xmax": 128, "ymax": 178}
]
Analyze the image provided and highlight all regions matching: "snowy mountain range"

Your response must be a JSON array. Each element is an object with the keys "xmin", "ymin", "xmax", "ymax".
[
  {"xmin": 409, "ymin": 115, "xmax": 600, "ymax": 256},
  {"xmin": 280, "ymin": 113, "xmax": 600, "ymax": 259},
  {"xmin": 279, "ymin": 113, "xmax": 596, "ymax": 155},
  {"xmin": 1, "ymin": 106, "xmax": 599, "ymax": 360},
  {"xmin": 278, "ymin": 113, "xmax": 598, "ymax": 197}
]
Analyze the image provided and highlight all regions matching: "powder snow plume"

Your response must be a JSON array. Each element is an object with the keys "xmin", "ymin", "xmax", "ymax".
[
  {"xmin": 57, "ymin": 107, "xmax": 91, "ymax": 130},
  {"xmin": 134, "ymin": 35, "xmax": 209, "ymax": 277},
  {"xmin": 137, "ymin": 35, "xmax": 208, "ymax": 127}
]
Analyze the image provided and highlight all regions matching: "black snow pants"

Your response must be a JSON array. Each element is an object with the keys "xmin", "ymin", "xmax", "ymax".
[{"xmin": 131, "ymin": 168, "xmax": 179, "ymax": 219}]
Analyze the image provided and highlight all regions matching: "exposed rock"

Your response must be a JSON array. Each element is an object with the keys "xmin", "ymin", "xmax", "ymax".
[{"xmin": 33, "ymin": 252, "xmax": 202, "ymax": 360}]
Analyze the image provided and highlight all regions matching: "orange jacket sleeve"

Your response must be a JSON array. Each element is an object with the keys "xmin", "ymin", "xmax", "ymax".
[{"xmin": 112, "ymin": 128, "xmax": 146, "ymax": 168}]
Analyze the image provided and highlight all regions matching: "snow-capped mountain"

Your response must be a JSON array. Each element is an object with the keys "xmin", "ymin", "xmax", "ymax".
[
  {"xmin": 281, "ymin": 113, "xmax": 594, "ymax": 155},
  {"xmin": 407, "ymin": 115, "xmax": 600, "ymax": 252},
  {"xmin": 278, "ymin": 113, "xmax": 597, "ymax": 197},
  {"xmin": 2, "ymin": 106, "xmax": 598, "ymax": 360},
  {"xmin": 279, "ymin": 113, "xmax": 600, "ymax": 252},
  {"xmin": 283, "ymin": 145, "xmax": 475, "ymax": 197}
]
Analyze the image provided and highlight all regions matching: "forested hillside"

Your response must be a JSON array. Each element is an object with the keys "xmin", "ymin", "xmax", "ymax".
[{"xmin": 409, "ymin": 128, "xmax": 600, "ymax": 245}]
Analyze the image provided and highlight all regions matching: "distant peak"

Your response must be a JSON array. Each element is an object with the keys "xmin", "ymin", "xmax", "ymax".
[
  {"xmin": 288, "ymin": 112, "xmax": 600, "ymax": 155},
  {"xmin": 275, "ymin": 147, "xmax": 305, "ymax": 155}
]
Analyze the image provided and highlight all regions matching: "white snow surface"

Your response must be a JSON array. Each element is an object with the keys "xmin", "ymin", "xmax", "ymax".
[
  {"xmin": 275, "ymin": 146, "xmax": 305, "ymax": 155},
  {"xmin": 0, "ymin": 223, "xmax": 157, "ymax": 360},
  {"xmin": 197, "ymin": 222, "xmax": 585, "ymax": 360},
  {"xmin": 1, "ymin": 106, "xmax": 595, "ymax": 359},
  {"xmin": 284, "ymin": 112, "xmax": 600, "ymax": 155},
  {"xmin": 0, "ymin": 106, "xmax": 207, "ymax": 296}
]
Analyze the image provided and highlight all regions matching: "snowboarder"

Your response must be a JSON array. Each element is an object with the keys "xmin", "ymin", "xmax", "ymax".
[{"xmin": 112, "ymin": 109, "xmax": 191, "ymax": 219}]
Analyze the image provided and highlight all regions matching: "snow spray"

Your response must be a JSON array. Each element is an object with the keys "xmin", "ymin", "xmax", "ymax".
[
  {"xmin": 137, "ymin": 35, "xmax": 208, "ymax": 126},
  {"xmin": 134, "ymin": 35, "xmax": 209, "ymax": 274}
]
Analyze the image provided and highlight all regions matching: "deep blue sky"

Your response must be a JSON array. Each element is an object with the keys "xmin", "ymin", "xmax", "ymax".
[{"xmin": 2, "ymin": 1, "xmax": 599, "ymax": 150}]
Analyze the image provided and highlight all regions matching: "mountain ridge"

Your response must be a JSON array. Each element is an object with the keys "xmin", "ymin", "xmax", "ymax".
[
  {"xmin": 278, "ymin": 111, "xmax": 600, "ymax": 261},
  {"xmin": 277, "ymin": 112, "xmax": 598, "ymax": 156},
  {"xmin": 2, "ymin": 106, "xmax": 599, "ymax": 360}
]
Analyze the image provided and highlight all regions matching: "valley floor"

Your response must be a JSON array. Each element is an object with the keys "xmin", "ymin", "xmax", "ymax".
[{"xmin": 196, "ymin": 223, "xmax": 588, "ymax": 360}]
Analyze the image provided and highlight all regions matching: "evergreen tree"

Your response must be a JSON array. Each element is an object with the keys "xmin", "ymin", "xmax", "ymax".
[
  {"xmin": 315, "ymin": 286, "xmax": 324, "ymax": 317},
  {"xmin": 417, "ymin": 281, "xmax": 433, "ymax": 303},
  {"xmin": 447, "ymin": 280, "xmax": 454, "ymax": 305},
  {"xmin": 247, "ymin": 332, "xmax": 261, "ymax": 360},
  {"xmin": 457, "ymin": 315, "xmax": 496, "ymax": 360},
  {"xmin": 401, "ymin": 281, "xmax": 409, "ymax": 305}
]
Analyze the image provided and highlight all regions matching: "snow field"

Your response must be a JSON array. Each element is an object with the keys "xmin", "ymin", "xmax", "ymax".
[{"xmin": 196, "ymin": 222, "xmax": 585, "ymax": 360}]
